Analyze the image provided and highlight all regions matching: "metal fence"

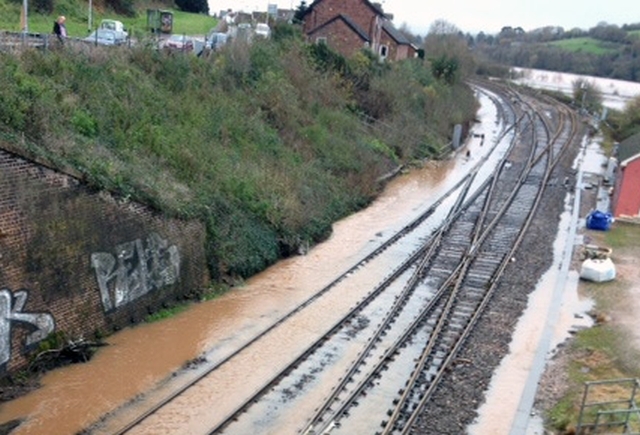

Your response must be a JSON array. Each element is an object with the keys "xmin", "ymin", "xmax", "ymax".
[
  {"xmin": 0, "ymin": 30, "xmax": 49, "ymax": 52},
  {"xmin": 577, "ymin": 378, "xmax": 640, "ymax": 434},
  {"xmin": 0, "ymin": 30, "xmax": 142, "ymax": 54}
]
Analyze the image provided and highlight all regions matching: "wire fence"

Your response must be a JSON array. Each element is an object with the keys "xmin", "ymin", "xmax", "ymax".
[{"xmin": 0, "ymin": 30, "xmax": 154, "ymax": 54}]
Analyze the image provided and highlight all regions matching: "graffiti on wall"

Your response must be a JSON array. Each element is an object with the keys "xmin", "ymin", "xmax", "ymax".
[
  {"xmin": 0, "ymin": 289, "xmax": 55, "ymax": 369},
  {"xmin": 91, "ymin": 233, "xmax": 180, "ymax": 312}
]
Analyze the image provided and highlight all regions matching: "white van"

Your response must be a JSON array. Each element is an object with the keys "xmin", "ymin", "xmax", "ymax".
[
  {"xmin": 99, "ymin": 19, "xmax": 128, "ymax": 43},
  {"xmin": 255, "ymin": 23, "xmax": 270, "ymax": 39}
]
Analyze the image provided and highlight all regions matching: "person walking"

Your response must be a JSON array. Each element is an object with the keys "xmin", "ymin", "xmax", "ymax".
[{"xmin": 53, "ymin": 15, "xmax": 67, "ymax": 45}]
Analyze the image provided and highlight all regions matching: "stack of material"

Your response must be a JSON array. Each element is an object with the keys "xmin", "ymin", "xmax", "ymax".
[
  {"xmin": 579, "ymin": 243, "xmax": 616, "ymax": 282},
  {"xmin": 581, "ymin": 244, "xmax": 613, "ymax": 260}
]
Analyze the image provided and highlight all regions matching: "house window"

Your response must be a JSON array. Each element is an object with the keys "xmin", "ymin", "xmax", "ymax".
[
  {"xmin": 379, "ymin": 44, "xmax": 389, "ymax": 59},
  {"xmin": 316, "ymin": 37, "xmax": 327, "ymax": 45}
]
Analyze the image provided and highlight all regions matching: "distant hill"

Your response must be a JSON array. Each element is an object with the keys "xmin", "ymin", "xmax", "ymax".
[{"xmin": 472, "ymin": 23, "xmax": 640, "ymax": 82}]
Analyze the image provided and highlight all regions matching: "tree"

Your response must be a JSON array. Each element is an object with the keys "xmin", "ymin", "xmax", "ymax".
[
  {"xmin": 572, "ymin": 79, "xmax": 603, "ymax": 114},
  {"xmin": 175, "ymin": 0, "xmax": 209, "ymax": 14},
  {"xmin": 589, "ymin": 23, "xmax": 627, "ymax": 43},
  {"xmin": 32, "ymin": 0, "xmax": 54, "ymax": 14},
  {"xmin": 424, "ymin": 20, "xmax": 475, "ymax": 82},
  {"xmin": 105, "ymin": 0, "xmax": 136, "ymax": 17},
  {"xmin": 293, "ymin": 1, "xmax": 308, "ymax": 24},
  {"xmin": 431, "ymin": 55, "xmax": 459, "ymax": 84},
  {"xmin": 429, "ymin": 19, "xmax": 460, "ymax": 36}
]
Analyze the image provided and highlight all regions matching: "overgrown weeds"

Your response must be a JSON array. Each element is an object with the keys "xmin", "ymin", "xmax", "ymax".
[
  {"xmin": 1, "ymin": 26, "xmax": 478, "ymax": 281},
  {"xmin": 544, "ymin": 223, "xmax": 640, "ymax": 433}
]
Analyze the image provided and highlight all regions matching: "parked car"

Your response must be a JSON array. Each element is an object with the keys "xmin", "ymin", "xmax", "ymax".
[
  {"xmin": 255, "ymin": 23, "xmax": 271, "ymax": 39},
  {"xmin": 83, "ymin": 29, "xmax": 122, "ymax": 46},
  {"xmin": 99, "ymin": 19, "xmax": 128, "ymax": 43},
  {"xmin": 163, "ymin": 34, "xmax": 194, "ymax": 52},
  {"xmin": 206, "ymin": 31, "xmax": 228, "ymax": 50}
]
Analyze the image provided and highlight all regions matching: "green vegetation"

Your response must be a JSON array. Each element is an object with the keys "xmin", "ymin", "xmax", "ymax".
[
  {"xmin": 606, "ymin": 95, "xmax": 640, "ymax": 142},
  {"xmin": 603, "ymin": 221, "xmax": 640, "ymax": 248},
  {"xmin": 145, "ymin": 303, "xmax": 191, "ymax": 322},
  {"xmin": 544, "ymin": 223, "xmax": 640, "ymax": 433},
  {"xmin": 0, "ymin": 1, "xmax": 216, "ymax": 37},
  {"xmin": 572, "ymin": 78, "xmax": 604, "ymax": 113},
  {"xmin": 548, "ymin": 37, "xmax": 619, "ymax": 55},
  {"xmin": 474, "ymin": 23, "xmax": 640, "ymax": 83},
  {"xmin": 0, "ymin": 23, "xmax": 477, "ymax": 283}
]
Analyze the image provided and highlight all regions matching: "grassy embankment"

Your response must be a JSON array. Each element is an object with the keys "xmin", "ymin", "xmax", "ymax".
[
  {"xmin": 546, "ymin": 222, "xmax": 640, "ymax": 433},
  {"xmin": 0, "ymin": 0, "xmax": 214, "ymax": 36},
  {"xmin": 0, "ymin": 19, "xmax": 478, "ymax": 287},
  {"xmin": 548, "ymin": 37, "xmax": 621, "ymax": 55}
]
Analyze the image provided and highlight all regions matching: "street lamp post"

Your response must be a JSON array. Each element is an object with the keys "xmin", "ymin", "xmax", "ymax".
[
  {"xmin": 88, "ymin": 0, "xmax": 92, "ymax": 33},
  {"xmin": 21, "ymin": 0, "xmax": 28, "ymax": 33}
]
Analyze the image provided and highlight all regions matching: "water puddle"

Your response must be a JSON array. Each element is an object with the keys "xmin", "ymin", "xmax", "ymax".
[{"xmin": 469, "ymin": 132, "xmax": 599, "ymax": 435}]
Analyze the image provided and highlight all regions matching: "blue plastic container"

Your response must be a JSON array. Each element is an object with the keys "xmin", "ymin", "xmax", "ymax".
[{"xmin": 586, "ymin": 210, "xmax": 613, "ymax": 231}]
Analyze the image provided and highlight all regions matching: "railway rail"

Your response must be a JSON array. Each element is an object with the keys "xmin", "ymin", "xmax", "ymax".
[{"xmin": 89, "ymin": 82, "xmax": 582, "ymax": 435}]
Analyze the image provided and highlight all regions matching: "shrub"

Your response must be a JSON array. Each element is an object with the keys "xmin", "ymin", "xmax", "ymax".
[{"xmin": 0, "ymin": 28, "xmax": 478, "ymax": 283}]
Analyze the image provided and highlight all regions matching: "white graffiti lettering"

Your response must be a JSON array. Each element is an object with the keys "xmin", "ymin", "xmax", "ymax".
[
  {"xmin": 91, "ymin": 233, "xmax": 180, "ymax": 312},
  {"xmin": 0, "ymin": 289, "xmax": 56, "ymax": 369}
]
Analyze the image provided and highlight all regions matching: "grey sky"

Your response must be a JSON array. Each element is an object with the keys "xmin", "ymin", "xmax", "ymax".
[
  {"xmin": 384, "ymin": 0, "xmax": 640, "ymax": 34},
  {"xmin": 208, "ymin": 0, "xmax": 640, "ymax": 35}
]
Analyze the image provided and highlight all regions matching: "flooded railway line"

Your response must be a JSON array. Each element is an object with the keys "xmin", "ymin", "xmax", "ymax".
[{"xmin": 90, "ymin": 83, "xmax": 582, "ymax": 435}]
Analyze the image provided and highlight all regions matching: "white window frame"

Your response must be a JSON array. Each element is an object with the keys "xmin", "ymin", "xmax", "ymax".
[{"xmin": 379, "ymin": 44, "xmax": 389, "ymax": 59}]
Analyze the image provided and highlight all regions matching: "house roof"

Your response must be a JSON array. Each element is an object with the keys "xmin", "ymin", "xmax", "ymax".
[
  {"xmin": 308, "ymin": 13, "xmax": 371, "ymax": 42},
  {"xmin": 618, "ymin": 132, "xmax": 640, "ymax": 167},
  {"xmin": 302, "ymin": 0, "xmax": 386, "ymax": 19},
  {"xmin": 382, "ymin": 21, "xmax": 411, "ymax": 46}
]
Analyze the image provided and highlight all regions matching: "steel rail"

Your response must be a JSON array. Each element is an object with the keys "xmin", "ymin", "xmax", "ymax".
[
  {"xmin": 301, "ymin": 90, "xmax": 528, "ymax": 435},
  {"xmin": 102, "ymin": 81, "xmax": 527, "ymax": 435},
  {"xmin": 395, "ymin": 91, "xmax": 581, "ymax": 435}
]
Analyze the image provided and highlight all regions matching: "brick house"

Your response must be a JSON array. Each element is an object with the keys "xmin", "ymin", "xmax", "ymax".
[
  {"xmin": 300, "ymin": 0, "xmax": 416, "ymax": 61},
  {"xmin": 612, "ymin": 132, "xmax": 640, "ymax": 218}
]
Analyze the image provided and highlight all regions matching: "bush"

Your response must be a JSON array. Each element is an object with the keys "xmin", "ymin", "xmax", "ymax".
[
  {"xmin": 32, "ymin": 0, "xmax": 54, "ymax": 14},
  {"xmin": 1, "ymin": 28, "xmax": 478, "ymax": 283}
]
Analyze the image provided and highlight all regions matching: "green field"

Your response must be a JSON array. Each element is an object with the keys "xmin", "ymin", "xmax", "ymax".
[
  {"xmin": 548, "ymin": 37, "xmax": 619, "ymax": 55},
  {"xmin": 0, "ymin": 3, "xmax": 217, "ymax": 37}
]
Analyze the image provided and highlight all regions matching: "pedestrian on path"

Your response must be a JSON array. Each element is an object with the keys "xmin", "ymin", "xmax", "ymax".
[{"xmin": 53, "ymin": 16, "xmax": 67, "ymax": 45}]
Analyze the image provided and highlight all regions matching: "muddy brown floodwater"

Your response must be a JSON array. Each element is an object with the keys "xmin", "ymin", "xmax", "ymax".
[{"xmin": 0, "ymin": 94, "xmax": 501, "ymax": 435}]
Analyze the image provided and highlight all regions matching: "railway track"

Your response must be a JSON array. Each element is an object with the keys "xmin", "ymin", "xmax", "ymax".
[
  {"xmin": 296, "ymin": 86, "xmax": 577, "ymax": 435},
  {"xmin": 90, "ymin": 83, "xmax": 581, "ymax": 435}
]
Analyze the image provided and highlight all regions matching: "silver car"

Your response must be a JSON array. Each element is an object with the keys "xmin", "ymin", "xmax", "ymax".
[{"xmin": 84, "ymin": 29, "xmax": 123, "ymax": 46}]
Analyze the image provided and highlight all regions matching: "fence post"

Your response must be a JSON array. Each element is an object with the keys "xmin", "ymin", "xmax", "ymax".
[
  {"xmin": 576, "ymin": 382, "xmax": 591, "ymax": 433},
  {"xmin": 624, "ymin": 379, "xmax": 640, "ymax": 431}
]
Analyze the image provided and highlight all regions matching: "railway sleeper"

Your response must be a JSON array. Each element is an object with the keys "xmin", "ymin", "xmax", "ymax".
[
  {"xmin": 454, "ymin": 307, "xmax": 476, "ymax": 318},
  {"xmin": 465, "ymin": 273, "xmax": 493, "ymax": 284},
  {"xmin": 458, "ymin": 290, "xmax": 486, "ymax": 303},
  {"xmin": 468, "ymin": 266, "xmax": 498, "ymax": 276}
]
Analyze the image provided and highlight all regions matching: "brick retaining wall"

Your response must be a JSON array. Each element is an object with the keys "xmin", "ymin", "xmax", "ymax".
[{"xmin": 0, "ymin": 146, "xmax": 209, "ymax": 375}]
